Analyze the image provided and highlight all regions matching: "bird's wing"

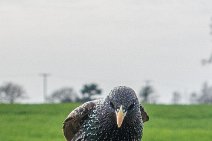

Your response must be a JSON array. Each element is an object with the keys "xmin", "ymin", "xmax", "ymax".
[
  {"xmin": 63, "ymin": 101, "xmax": 96, "ymax": 141},
  {"xmin": 140, "ymin": 105, "xmax": 149, "ymax": 122}
]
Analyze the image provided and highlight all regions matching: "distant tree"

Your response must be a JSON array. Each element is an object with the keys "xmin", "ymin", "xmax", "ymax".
[
  {"xmin": 139, "ymin": 82, "xmax": 154, "ymax": 103},
  {"xmin": 190, "ymin": 92, "xmax": 198, "ymax": 104},
  {"xmin": 0, "ymin": 82, "xmax": 26, "ymax": 104},
  {"xmin": 172, "ymin": 91, "xmax": 181, "ymax": 104},
  {"xmin": 48, "ymin": 87, "xmax": 79, "ymax": 103},
  {"xmin": 81, "ymin": 83, "xmax": 102, "ymax": 102},
  {"xmin": 198, "ymin": 82, "xmax": 212, "ymax": 104}
]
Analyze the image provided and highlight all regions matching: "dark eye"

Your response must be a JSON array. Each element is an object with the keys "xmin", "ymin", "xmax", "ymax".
[
  {"xmin": 110, "ymin": 101, "xmax": 115, "ymax": 109},
  {"xmin": 128, "ymin": 103, "xmax": 135, "ymax": 111}
]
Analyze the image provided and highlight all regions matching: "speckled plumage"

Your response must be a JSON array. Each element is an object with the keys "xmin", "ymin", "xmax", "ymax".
[{"xmin": 63, "ymin": 86, "xmax": 149, "ymax": 141}]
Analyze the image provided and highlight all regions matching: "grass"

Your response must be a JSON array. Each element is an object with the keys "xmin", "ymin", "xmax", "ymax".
[
  {"xmin": 143, "ymin": 104, "xmax": 212, "ymax": 141},
  {"xmin": 0, "ymin": 103, "xmax": 212, "ymax": 141}
]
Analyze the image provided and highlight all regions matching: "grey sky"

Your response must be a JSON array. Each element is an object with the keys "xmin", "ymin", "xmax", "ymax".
[{"xmin": 0, "ymin": 0, "xmax": 212, "ymax": 103}]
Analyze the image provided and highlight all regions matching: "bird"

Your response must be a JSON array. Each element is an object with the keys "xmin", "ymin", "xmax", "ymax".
[{"xmin": 63, "ymin": 86, "xmax": 149, "ymax": 141}]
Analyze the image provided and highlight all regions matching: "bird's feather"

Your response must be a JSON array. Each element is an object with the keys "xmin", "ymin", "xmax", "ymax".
[
  {"xmin": 63, "ymin": 103, "xmax": 149, "ymax": 141},
  {"xmin": 63, "ymin": 86, "xmax": 150, "ymax": 141},
  {"xmin": 63, "ymin": 101, "xmax": 96, "ymax": 141},
  {"xmin": 140, "ymin": 105, "xmax": 149, "ymax": 122}
]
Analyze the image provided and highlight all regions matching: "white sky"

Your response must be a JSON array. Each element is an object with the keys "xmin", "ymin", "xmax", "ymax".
[{"xmin": 0, "ymin": 0, "xmax": 212, "ymax": 103}]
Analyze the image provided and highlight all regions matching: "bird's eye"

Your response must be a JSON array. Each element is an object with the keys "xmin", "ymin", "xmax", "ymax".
[
  {"xmin": 128, "ymin": 103, "xmax": 135, "ymax": 111},
  {"xmin": 110, "ymin": 101, "xmax": 115, "ymax": 109}
]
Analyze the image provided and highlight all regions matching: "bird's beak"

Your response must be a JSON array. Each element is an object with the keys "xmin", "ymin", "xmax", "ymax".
[{"xmin": 116, "ymin": 105, "xmax": 126, "ymax": 128}]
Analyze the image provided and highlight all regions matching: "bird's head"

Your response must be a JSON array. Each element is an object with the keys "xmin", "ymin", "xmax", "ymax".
[{"xmin": 105, "ymin": 86, "xmax": 140, "ymax": 128}]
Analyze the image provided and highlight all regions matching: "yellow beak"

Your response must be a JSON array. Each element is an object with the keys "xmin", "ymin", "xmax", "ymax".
[{"xmin": 116, "ymin": 105, "xmax": 126, "ymax": 128}]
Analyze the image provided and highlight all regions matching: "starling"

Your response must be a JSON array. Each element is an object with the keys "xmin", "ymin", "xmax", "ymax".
[{"xmin": 63, "ymin": 86, "xmax": 149, "ymax": 141}]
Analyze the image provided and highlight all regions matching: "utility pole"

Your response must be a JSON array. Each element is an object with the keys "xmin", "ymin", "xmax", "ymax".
[{"xmin": 39, "ymin": 73, "xmax": 50, "ymax": 103}]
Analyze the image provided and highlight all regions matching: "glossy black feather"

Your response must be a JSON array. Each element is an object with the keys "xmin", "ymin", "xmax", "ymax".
[{"xmin": 63, "ymin": 86, "xmax": 149, "ymax": 141}]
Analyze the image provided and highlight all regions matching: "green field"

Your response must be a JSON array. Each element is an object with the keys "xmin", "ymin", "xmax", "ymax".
[{"xmin": 0, "ymin": 104, "xmax": 212, "ymax": 141}]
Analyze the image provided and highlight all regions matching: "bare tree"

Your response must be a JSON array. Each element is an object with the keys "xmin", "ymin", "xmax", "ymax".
[
  {"xmin": 0, "ymin": 82, "xmax": 26, "ymax": 104},
  {"xmin": 48, "ymin": 87, "xmax": 79, "ymax": 103},
  {"xmin": 198, "ymin": 82, "xmax": 212, "ymax": 104},
  {"xmin": 172, "ymin": 91, "xmax": 181, "ymax": 104}
]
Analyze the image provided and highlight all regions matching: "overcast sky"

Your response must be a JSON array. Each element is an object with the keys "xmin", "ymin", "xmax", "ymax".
[{"xmin": 0, "ymin": 0, "xmax": 212, "ymax": 103}]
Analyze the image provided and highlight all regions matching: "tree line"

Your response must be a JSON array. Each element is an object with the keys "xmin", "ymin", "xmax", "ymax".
[
  {"xmin": 0, "ymin": 82, "xmax": 155, "ymax": 104},
  {"xmin": 172, "ymin": 82, "xmax": 212, "ymax": 104},
  {"xmin": 0, "ymin": 81, "xmax": 212, "ymax": 104}
]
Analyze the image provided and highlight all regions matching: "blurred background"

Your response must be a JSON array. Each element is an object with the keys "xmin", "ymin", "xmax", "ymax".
[
  {"xmin": 1, "ymin": 0, "xmax": 212, "ymax": 105},
  {"xmin": 1, "ymin": 1, "xmax": 212, "ymax": 141}
]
